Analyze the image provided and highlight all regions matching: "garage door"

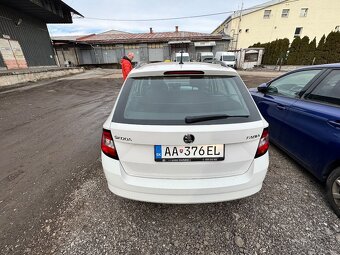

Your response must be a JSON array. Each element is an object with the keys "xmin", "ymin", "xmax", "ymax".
[
  {"xmin": 102, "ymin": 49, "xmax": 117, "ymax": 63},
  {"xmin": 80, "ymin": 50, "xmax": 93, "ymax": 65},
  {"xmin": 149, "ymin": 48, "xmax": 163, "ymax": 62}
]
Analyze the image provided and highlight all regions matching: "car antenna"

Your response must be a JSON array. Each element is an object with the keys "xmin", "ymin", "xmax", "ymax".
[{"xmin": 179, "ymin": 50, "xmax": 184, "ymax": 65}]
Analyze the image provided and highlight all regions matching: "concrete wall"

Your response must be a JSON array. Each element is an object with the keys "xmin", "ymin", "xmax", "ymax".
[
  {"xmin": 238, "ymin": 48, "xmax": 264, "ymax": 69},
  {"xmin": 215, "ymin": 0, "xmax": 340, "ymax": 49},
  {"xmin": 0, "ymin": 67, "xmax": 84, "ymax": 87},
  {"xmin": 55, "ymin": 47, "xmax": 79, "ymax": 66}
]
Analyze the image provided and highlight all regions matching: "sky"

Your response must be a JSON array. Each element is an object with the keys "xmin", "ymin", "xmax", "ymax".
[{"xmin": 48, "ymin": 0, "xmax": 268, "ymax": 36}]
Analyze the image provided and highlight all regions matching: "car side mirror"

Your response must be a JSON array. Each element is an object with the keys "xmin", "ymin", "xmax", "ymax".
[{"xmin": 257, "ymin": 83, "xmax": 268, "ymax": 93}]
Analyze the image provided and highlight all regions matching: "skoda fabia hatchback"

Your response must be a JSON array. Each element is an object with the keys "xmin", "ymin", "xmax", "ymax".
[{"xmin": 101, "ymin": 62, "xmax": 269, "ymax": 203}]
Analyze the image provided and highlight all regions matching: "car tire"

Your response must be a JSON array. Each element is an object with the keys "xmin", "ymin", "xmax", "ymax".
[{"xmin": 326, "ymin": 166, "xmax": 340, "ymax": 218}]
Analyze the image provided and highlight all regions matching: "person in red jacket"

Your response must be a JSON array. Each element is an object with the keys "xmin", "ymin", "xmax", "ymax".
[{"xmin": 120, "ymin": 52, "xmax": 134, "ymax": 80}]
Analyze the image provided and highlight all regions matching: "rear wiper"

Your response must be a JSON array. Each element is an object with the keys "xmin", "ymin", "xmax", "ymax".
[{"xmin": 185, "ymin": 114, "xmax": 249, "ymax": 124}]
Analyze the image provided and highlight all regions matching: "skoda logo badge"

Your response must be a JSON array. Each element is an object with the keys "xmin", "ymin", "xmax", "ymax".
[{"xmin": 183, "ymin": 134, "xmax": 195, "ymax": 144}]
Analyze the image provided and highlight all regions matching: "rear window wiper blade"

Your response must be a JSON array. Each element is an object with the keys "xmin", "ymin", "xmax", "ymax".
[{"xmin": 185, "ymin": 114, "xmax": 249, "ymax": 124}]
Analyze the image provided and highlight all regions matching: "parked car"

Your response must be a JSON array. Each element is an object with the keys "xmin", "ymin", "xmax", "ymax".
[
  {"xmin": 101, "ymin": 62, "xmax": 269, "ymax": 203},
  {"xmin": 250, "ymin": 64, "xmax": 340, "ymax": 217},
  {"xmin": 202, "ymin": 57, "xmax": 214, "ymax": 63},
  {"xmin": 196, "ymin": 52, "xmax": 214, "ymax": 63},
  {"xmin": 174, "ymin": 52, "xmax": 190, "ymax": 62},
  {"xmin": 214, "ymin": 51, "xmax": 237, "ymax": 68}
]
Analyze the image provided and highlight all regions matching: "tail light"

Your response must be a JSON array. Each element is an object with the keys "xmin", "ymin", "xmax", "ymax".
[
  {"xmin": 101, "ymin": 129, "xmax": 119, "ymax": 160},
  {"xmin": 255, "ymin": 128, "xmax": 269, "ymax": 158},
  {"xmin": 164, "ymin": 71, "xmax": 204, "ymax": 75}
]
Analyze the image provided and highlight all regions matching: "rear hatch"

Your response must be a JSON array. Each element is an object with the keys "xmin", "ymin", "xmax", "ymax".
[{"xmin": 111, "ymin": 74, "xmax": 265, "ymax": 179}]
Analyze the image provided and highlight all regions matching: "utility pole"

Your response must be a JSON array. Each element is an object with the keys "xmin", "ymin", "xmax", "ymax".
[{"xmin": 235, "ymin": 1, "xmax": 243, "ymax": 50}]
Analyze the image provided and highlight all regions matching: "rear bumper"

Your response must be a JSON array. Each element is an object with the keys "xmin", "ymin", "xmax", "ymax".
[{"xmin": 101, "ymin": 152, "xmax": 269, "ymax": 204}]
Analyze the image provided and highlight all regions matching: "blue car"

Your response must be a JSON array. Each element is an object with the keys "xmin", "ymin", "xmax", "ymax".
[{"xmin": 250, "ymin": 64, "xmax": 340, "ymax": 217}]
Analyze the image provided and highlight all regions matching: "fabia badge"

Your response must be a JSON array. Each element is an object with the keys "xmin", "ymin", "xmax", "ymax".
[{"xmin": 183, "ymin": 134, "xmax": 195, "ymax": 144}]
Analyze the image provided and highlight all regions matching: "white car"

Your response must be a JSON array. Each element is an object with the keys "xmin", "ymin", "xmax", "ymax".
[
  {"xmin": 174, "ymin": 52, "xmax": 190, "ymax": 62},
  {"xmin": 101, "ymin": 62, "xmax": 269, "ymax": 203},
  {"xmin": 196, "ymin": 52, "xmax": 214, "ymax": 63},
  {"xmin": 215, "ymin": 51, "xmax": 237, "ymax": 68}
]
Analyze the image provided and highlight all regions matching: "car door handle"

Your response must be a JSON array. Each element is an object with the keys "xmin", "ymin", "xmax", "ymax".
[
  {"xmin": 328, "ymin": 120, "xmax": 340, "ymax": 128},
  {"xmin": 276, "ymin": 105, "xmax": 286, "ymax": 110}
]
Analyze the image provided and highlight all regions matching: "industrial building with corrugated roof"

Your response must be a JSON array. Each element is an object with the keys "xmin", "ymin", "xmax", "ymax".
[{"xmin": 52, "ymin": 26, "xmax": 231, "ymax": 66}]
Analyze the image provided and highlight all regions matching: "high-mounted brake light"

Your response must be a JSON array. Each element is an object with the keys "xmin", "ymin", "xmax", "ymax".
[
  {"xmin": 164, "ymin": 71, "xmax": 205, "ymax": 75},
  {"xmin": 101, "ymin": 129, "xmax": 119, "ymax": 160},
  {"xmin": 255, "ymin": 128, "xmax": 269, "ymax": 158}
]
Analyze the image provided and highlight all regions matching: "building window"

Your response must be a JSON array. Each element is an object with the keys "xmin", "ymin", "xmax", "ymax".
[
  {"xmin": 245, "ymin": 52, "xmax": 259, "ymax": 62},
  {"xmin": 300, "ymin": 8, "xmax": 308, "ymax": 17},
  {"xmin": 294, "ymin": 27, "xmax": 303, "ymax": 37},
  {"xmin": 281, "ymin": 9, "xmax": 290, "ymax": 18},
  {"xmin": 245, "ymin": 29, "xmax": 249, "ymax": 33},
  {"xmin": 264, "ymin": 10, "xmax": 271, "ymax": 19}
]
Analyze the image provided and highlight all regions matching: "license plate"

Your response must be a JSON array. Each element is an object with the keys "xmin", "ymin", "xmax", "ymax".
[{"xmin": 154, "ymin": 145, "xmax": 224, "ymax": 162}]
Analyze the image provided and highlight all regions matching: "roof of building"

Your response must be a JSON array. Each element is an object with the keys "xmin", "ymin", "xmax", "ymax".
[
  {"xmin": 99, "ymin": 30, "xmax": 131, "ymax": 35},
  {"xmin": 78, "ymin": 31, "xmax": 224, "ymax": 44},
  {"xmin": 234, "ymin": 0, "xmax": 286, "ymax": 18},
  {"xmin": 51, "ymin": 35, "xmax": 87, "ymax": 41},
  {"xmin": 52, "ymin": 34, "xmax": 99, "ymax": 40},
  {"xmin": 0, "ymin": 0, "xmax": 82, "ymax": 23},
  {"xmin": 212, "ymin": 0, "xmax": 287, "ymax": 34}
]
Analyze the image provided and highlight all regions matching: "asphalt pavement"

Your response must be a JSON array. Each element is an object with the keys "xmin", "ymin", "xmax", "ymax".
[{"xmin": 0, "ymin": 69, "xmax": 339, "ymax": 255}]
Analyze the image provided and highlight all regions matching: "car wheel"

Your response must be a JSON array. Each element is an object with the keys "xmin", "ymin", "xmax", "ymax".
[{"xmin": 326, "ymin": 166, "xmax": 340, "ymax": 218}]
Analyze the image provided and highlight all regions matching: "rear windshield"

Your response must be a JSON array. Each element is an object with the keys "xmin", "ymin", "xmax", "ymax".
[
  {"xmin": 223, "ymin": 55, "xmax": 235, "ymax": 61},
  {"xmin": 113, "ymin": 76, "xmax": 261, "ymax": 125}
]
